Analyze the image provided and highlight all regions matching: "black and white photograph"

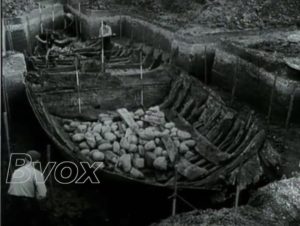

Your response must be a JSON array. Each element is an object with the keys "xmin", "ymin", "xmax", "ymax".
[{"xmin": 1, "ymin": 0, "xmax": 300, "ymax": 225}]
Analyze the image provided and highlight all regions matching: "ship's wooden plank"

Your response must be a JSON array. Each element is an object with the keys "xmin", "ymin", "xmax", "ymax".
[
  {"xmin": 117, "ymin": 108, "xmax": 139, "ymax": 131},
  {"xmin": 161, "ymin": 135, "xmax": 177, "ymax": 163},
  {"xmin": 194, "ymin": 129, "xmax": 230, "ymax": 165}
]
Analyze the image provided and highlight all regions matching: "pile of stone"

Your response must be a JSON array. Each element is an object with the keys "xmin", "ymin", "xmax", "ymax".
[{"xmin": 63, "ymin": 106, "xmax": 198, "ymax": 181}]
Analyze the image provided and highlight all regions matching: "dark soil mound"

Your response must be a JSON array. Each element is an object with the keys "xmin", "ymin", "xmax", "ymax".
[{"xmin": 155, "ymin": 177, "xmax": 300, "ymax": 226}]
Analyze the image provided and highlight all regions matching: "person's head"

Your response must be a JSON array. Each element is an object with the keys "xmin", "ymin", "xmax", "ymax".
[
  {"xmin": 26, "ymin": 150, "xmax": 41, "ymax": 163},
  {"xmin": 103, "ymin": 21, "xmax": 107, "ymax": 26}
]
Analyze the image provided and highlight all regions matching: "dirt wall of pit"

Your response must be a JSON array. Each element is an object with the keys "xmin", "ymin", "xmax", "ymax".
[
  {"xmin": 3, "ymin": 4, "xmax": 65, "ymax": 54},
  {"xmin": 213, "ymin": 47, "xmax": 300, "ymax": 122}
]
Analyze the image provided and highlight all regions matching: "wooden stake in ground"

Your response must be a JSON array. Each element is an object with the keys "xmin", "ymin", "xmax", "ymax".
[
  {"xmin": 172, "ymin": 169, "xmax": 178, "ymax": 217},
  {"xmin": 101, "ymin": 20, "xmax": 105, "ymax": 73},
  {"xmin": 39, "ymin": 3, "xmax": 43, "ymax": 34},
  {"xmin": 267, "ymin": 73, "xmax": 278, "ymax": 127},
  {"xmin": 52, "ymin": 4, "xmax": 55, "ymax": 31},
  {"xmin": 204, "ymin": 46, "xmax": 207, "ymax": 84},
  {"xmin": 78, "ymin": 3, "xmax": 81, "ymax": 35},
  {"xmin": 2, "ymin": 77, "xmax": 13, "ymax": 173},
  {"xmin": 75, "ymin": 56, "xmax": 82, "ymax": 113},
  {"xmin": 2, "ymin": 19, "xmax": 6, "ymax": 56},
  {"xmin": 26, "ymin": 16, "xmax": 32, "ymax": 54},
  {"xmin": 6, "ymin": 20, "xmax": 14, "ymax": 51},
  {"xmin": 140, "ymin": 50, "xmax": 144, "ymax": 106},
  {"xmin": 119, "ymin": 16, "xmax": 122, "ymax": 39}
]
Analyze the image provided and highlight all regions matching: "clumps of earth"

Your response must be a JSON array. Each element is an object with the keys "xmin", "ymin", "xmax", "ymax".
[
  {"xmin": 155, "ymin": 177, "xmax": 300, "ymax": 226},
  {"xmin": 3, "ymin": 0, "xmax": 39, "ymax": 18},
  {"xmin": 62, "ymin": 106, "xmax": 203, "ymax": 182}
]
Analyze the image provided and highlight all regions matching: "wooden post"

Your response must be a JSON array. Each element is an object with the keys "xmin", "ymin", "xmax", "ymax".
[
  {"xmin": 3, "ymin": 78, "xmax": 12, "ymax": 167},
  {"xmin": 119, "ymin": 16, "xmax": 122, "ymax": 39},
  {"xmin": 46, "ymin": 144, "xmax": 55, "ymax": 207},
  {"xmin": 52, "ymin": 4, "xmax": 55, "ymax": 31},
  {"xmin": 3, "ymin": 112, "xmax": 13, "ymax": 173},
  {"xmin": 78, "ymin": 3, "xmax": 81, "ymax": 35},
  {"xmin": 267, "ymin": 74, "xmax": 278, "ymax": 126},
  {"xmin": 101, "ymin": 20, "xmax": 105, "ymax": 73},
  {"xmin": 75, "ymin": 13, "xmax": 79, "ymax": 38},
  {"xmin": 2, "ymin": 19, "xmax": 6, "ymax": 56},
  {"xmin": 234, "ymin": 184, "xmax": 240, "ymax": 214},
  {"xmin": 230, "ymin": 58, "xmax": 239, "ymax": 105},
  {"xmin": 285, "ymin": 85, "xmax": 297, "ymax": 130},
  {"xmin": 5, "ymin": 20, "xmax": 14, "ymax": 51},
  {"xmin": 75, "ymin": 56, "xmax": 82, "ymax": 113},
  {"xmin": 204, "ymin": 46, "xmax": 207, "ymax": 84},
  {"xmin": 140, "ymin": 50, "xmax": 144, "ymax": 106},
  {"xmin": 26, "ymin": 16, "xmax": 32, "ymax": 54},
  {"xmin": 2, "ymin": 76, "xmax": 13, "ymax": 173},
  {"xmin": 172, "ymin": 169, "xmax": 178, "ymax": 216},
  {"xmin": 39, "ymin": 3, "xmax": 43, "ymax": 34},
  {"xmin": 142, "ymin": 26, "xmax": 145, "ymax": 44}
]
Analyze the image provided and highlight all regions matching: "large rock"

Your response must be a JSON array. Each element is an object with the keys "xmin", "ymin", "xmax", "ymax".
[
  {"xmin": 77, "ymin": 124, "xmax": 87, "ymax": 133},
  {"xmin": 134, "ymin": 108, "xmax": 145, "ymax": 117},
  {"xmin": 177, "ymin": 130, "xmax": 192, "ymax": 140},
  {"xmin": 153, "ymin": 157, "xmax": 168, "ymax": 171},
  {"xmin": 133, "ymin": 157, "xmax": 145, "ymax": 169},
  {"xmin": 98, "ymin": 143, "xmax": 113, "ymax": 151},
  {"xmin": 165, "ymin": 122, "xmax": 175, "ymax": 129},
  {"xmin": 79, "ymin": 142, "xmax": 89, "ymax": 150},
  {"xmin": 119, "ymin": 154, "xmax": 132, "ymax": 173},
  {"xmin": 145, "ymin": 140, "xmax": 156, "ymax": 151},
  {"xmin": 113, "ymin": 141, "xmax": 121, "ymax": 154},
  {"xmin": 85, "ymin": 132, "xmax": 96, "ymax": 149},
  {"xmin": 92, "ymin": 151, "xmax": 105, "ymax": 161},
  {"xmin": 128, "ymin": 144, "xmax": 138, "ymax": 153},
  {"xmin": 120, "ymin": 137, "xmax": 130, "ymax": 150},
  {"xmin": 105, "ymin": 151, "xmax": 118, "ymax": 164},
  {"xmin": 183, "ymin": 165, "xmax": 208, "ymax": 180},
  {"xmin": 92, "ymin": 123, "xmax": 102, "ymax": 133},
  {"xmin": 145, "ymin": 152, "xmax": 156, "ymax": 168},
  {"xmin": 72, "ymin": 133, "xmax": 85, "ymax": 142},
  {"xmin": 130, "ymin": 167, "xmax": 144, "ymax": 179},
  {"xmin": 103, "ymin": 132, "xmax": 117, "ymax": 142}
]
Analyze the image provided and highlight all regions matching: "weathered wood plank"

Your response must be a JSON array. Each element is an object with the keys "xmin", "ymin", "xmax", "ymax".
[
  {"xmin": 161, "ymin": 135, "xmax": 177, "ymax": 164},
  {"xmin": 194, "ymin": 129, "xmax": 230, "ymax": 165},
  {"xmin": 117, "ymin": 108, "xmax": 139, "ymax": 131},
  {"xmin": 160, "ymin": 78, "xmax": 182, "ymax": 109}
]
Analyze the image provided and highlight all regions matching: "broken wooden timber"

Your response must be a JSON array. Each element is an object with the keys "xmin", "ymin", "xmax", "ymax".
[
  {"xmin": 117, "ymin": 108, "xmax": 139, "ymax": 132},
  {"xmin": 161, "ymin": 135, "xmax": 177, "ymax": 164},
  {"xmin": 194, "ymin": 128, "xmax": 230, "ymax": 165}
]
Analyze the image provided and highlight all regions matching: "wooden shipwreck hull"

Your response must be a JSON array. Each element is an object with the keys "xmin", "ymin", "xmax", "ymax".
[{"xmin": 24, "ymin": 39, "xmax": 279, "ymax": 191}]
